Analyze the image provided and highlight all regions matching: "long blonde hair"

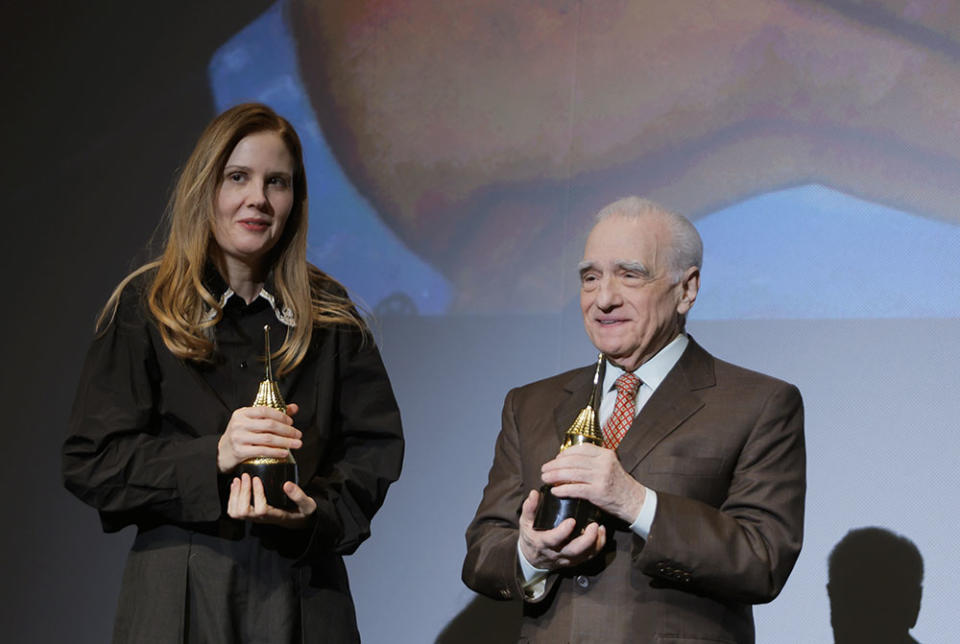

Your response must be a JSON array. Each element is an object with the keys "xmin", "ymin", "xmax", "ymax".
[{"xmin": 99, "ymin": 103, "xmax": 365, "ymax": 376}]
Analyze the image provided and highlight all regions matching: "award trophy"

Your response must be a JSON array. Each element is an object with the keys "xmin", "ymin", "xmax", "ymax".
[
  {"xmin": 235, "ymin": 324, "xmax": 299, "ymax": 511},
  {"xmin": 533, "ymin": 353, "xmax": 605, "ymax": 533}
]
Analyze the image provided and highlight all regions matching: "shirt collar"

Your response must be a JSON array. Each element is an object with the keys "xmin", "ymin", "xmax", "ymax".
[
  {"xmin": 602, "ymin": 333, "xmax": 689, "ymax": 394},
  {"xmin": 201, "ymin": 264, "xmax": 296, "ymax": 327}
]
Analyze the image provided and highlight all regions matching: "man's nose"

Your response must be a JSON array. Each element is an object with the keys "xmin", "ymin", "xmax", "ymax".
[{"xmin": 595, "ymin": 278, "xmax": 622, "ymax": 309}]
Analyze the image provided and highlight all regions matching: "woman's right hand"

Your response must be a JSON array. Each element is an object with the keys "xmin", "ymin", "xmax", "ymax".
[{"xmin": 217, "ymin": 403, "xmax": 302, "ymax": 473}]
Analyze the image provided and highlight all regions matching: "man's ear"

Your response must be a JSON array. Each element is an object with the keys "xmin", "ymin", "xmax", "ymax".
[{"xmin": 677, "ymin": 266, "xmax": 700, "ymax": 315}]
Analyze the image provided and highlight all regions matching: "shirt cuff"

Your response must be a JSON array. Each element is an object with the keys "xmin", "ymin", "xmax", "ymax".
[
  {"xmin": 629, "ymin": 488, "xmax": 658, "ymax": 539},
  {"xmin": 517, "ymin": 539, "xmax": 550, "ymax": 599}
]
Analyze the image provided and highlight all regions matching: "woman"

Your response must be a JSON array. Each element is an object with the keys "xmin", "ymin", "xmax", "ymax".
[{"xmin": 63, "ymin": 103, "xmax": 404, "ymax": 643}]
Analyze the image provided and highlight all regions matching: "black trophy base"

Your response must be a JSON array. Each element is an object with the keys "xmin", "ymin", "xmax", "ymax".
[
  {"xmin": 236, "ymin": 461, "xmax": 299, "ymax": 512},
  {"xmin": 533, "ymin": 484, "xmax": 601, "ymax": 533}
]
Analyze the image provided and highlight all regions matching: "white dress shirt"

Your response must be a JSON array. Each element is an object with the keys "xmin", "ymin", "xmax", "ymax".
[{"xmin": 518, "ymin": 334, "xmax": 690, "ymax": 594}]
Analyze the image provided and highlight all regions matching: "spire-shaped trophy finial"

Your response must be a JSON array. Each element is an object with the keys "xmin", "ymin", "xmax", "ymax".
[
  {"xmin": 253, "ymin": 325, "xmax": 286, "ymax": 413},
  {"xmin": 560, "ymin": 353, "xmax": 605, "ymax": 450}
]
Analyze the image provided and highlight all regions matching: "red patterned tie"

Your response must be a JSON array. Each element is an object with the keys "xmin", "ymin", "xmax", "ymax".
[{"xmin": 602, "ymin": 373, "xmax": 641, "ymax": 449}]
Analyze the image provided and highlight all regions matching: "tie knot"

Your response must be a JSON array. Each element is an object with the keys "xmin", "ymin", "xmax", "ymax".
[{"xmin": 614, "ymin": 372, "xmax": 641, "ymax": 396}]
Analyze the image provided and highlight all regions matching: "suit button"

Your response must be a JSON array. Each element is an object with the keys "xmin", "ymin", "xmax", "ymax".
[
  {"xmin": 239, "ymin": 360, "xmax": 248, "ymax": 369},
  {"xmin": 499, "ymin": 589, "xmax": 512, "ymax": 599},
  {"xmin": 575, "ymin": 575, "xmax": 589, "ymax": 588}
]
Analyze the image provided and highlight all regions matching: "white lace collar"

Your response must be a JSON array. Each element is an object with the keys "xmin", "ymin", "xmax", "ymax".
[{"xmin": 203, "ymin": 286, "xmax": 296, "ymax": 327}]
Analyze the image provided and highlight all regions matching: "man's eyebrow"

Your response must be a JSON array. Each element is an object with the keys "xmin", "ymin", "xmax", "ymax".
[
  {"xmin": 616, "ymin": 260, "xmax": 649, "ymax": 274},
  {"xmin": 578, "ymin": 260, "xmax": 650, "ymax": 274}
]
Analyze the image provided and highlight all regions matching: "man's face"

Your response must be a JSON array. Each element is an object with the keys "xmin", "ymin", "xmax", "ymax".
[{"xmin": 579, "ymin": 213, "xmax": 697, "ymax": 371}]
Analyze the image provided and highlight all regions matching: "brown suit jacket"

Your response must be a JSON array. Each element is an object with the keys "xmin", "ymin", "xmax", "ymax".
[{"xmin": 462, "ymin": 338, "xmax": 805, "ymax": 644}]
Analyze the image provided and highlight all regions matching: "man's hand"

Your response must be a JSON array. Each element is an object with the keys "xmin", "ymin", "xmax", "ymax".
[
  {"xmin": 540, "ymin": 443, "xmax": 646, "ymax": 523},
  {"xmin": 518, "ymin": 489, "xmax": 606, "ymax": 570}
]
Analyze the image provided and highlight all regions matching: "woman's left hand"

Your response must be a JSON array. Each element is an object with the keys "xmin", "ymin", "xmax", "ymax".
[{"xmin": 227, "ymin": 473, "xmax": 318, "ymax": 528}]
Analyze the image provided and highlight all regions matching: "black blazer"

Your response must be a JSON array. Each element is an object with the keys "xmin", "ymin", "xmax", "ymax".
[{"xmin": 63, "ymin": 273, "xmax": 404, "ymax": 642}]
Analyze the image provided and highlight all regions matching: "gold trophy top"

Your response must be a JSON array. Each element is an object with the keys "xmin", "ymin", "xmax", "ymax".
[
  {"xmin": 252, "ymin": 324, "xmax": 287, "ymax": 412},
  {"xmin": 249, "ymin": 324, "xmax": 293, "ymax": 464},
  {"xmin": 560, "ymin": 353, "xmax": 605, "ymax": 451}
]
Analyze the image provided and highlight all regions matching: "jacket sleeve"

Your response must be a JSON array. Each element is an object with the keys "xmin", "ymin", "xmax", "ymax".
[
  {"xmin": 633, "ymin": 382, "xmax": 806, "ymax": 604},
  {"xmin": 297, "ymin": 327, "xmax": 405, "ymax": 560},
  {"xmin": 462, "ymin": 388, "xmax": 553, "ymax": 602},
  {"xmin": 62, "ymin": 289, "xmax": 223, "ymax": 528}
]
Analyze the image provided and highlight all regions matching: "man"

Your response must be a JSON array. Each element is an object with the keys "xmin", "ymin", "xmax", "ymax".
[{"xmin": 462, "ymin": 197, "xmax": 805, "ymax": 643}]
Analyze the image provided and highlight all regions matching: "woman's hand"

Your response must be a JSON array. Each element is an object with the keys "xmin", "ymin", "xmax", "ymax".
[
  {"xmin": 226, "ymin": 473, "xmax": 318, "ymax": 528},
  {"xmin": 217, "ymin": 403, "xmax": 302, "ymax": 473}
]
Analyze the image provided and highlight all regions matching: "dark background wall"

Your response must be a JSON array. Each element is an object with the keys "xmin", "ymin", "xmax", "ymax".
[{"xmin": 1, "ymin": 2, "xmax": 274, "ymax": 640}]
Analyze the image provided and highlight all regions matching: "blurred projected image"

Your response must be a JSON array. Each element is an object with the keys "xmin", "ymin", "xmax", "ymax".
[
  {"xmin": 210, "ymin": 2, "xmax": 452, "ymax": 316},
  {"xmin": 693, "ymin": 185, "xmax": 960, "ymax": 319},
  {"xmin": 212, "ymin": 1, "xmax": 960, "ymax": 318}
]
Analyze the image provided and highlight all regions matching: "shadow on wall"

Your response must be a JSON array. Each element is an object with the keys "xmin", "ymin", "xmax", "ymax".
[
  {"xmin": 828, "ymin": 527, "xmax": 924, "ymax": 644},
  {"xmin": 438, "ymin": 524, "xmax": 928, "ymax": 644},
  {"xmin": 436, "ymin": 595, "xmax": 521, "ymax": 644}
]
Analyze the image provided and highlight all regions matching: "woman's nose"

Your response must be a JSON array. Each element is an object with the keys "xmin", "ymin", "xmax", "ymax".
[{"xmin": 245, "ymin": 180, "xmax": 270, "ymax": 211}]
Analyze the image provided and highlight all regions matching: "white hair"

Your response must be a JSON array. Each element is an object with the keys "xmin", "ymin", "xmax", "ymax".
[{"xmin": 595, "ymin": 196, "xmax": 703, "ymax": 280}]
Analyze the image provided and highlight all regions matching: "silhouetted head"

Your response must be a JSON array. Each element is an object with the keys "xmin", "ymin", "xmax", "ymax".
[{"xmin": 827, "ymin": 527, "xmax": 923, "ymax": 644}]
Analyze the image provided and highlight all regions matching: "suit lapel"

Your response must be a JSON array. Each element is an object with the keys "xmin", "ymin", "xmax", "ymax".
[{"xmin": 617, "ymin": 337, "xmax": 716, "ymax": 474}]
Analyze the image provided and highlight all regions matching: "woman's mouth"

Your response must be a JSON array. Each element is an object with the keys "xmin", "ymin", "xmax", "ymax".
[{"xmin": 239, "ymin": 219, "xmax": 270, "ymax": 232}]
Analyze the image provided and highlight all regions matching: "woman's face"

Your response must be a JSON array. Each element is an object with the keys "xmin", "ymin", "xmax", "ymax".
[{"xmin": 213, "ymin": 130, "xmax": 296, "ymax": 276}]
